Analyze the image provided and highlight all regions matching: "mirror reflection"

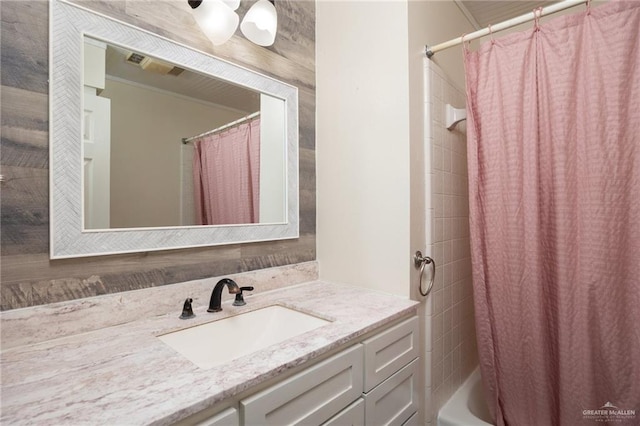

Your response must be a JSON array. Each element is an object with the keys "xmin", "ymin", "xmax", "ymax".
[{"xmin": 83, "ymin": 37, "xmax": 286, "ymax": 230}]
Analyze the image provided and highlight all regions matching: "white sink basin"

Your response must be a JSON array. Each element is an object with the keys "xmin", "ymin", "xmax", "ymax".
[{"xmin": 158, "ymin": 305, "xmax": 331, "ymax": 369}]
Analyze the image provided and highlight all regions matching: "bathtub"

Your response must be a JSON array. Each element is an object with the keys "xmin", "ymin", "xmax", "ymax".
[{"xmin": 437, "ymin": 368, "xmax": 494, "ymax": 426}]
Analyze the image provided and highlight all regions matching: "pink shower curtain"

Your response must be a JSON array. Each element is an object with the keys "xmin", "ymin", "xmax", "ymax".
[
  {"xmin": 193, "ymin": 118, "xmax": 260, "ymax": 225},
  {"xmin": 464, "ymin": 2, "xmax": 640, "ymax": 425}
]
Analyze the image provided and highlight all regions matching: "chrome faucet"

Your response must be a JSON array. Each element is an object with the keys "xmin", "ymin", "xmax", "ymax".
[{"xmin": 207, "ymin": 278, "xmax": 240, "ymax": 312}]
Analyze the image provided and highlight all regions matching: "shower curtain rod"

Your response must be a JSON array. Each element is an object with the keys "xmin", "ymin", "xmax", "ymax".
[
  {"xmin": 182, "ymin": 111, "xmax": 260, "ymax": 144},
  {"xmin": 425, "ymin": 0, "xmax": 587, "ymax": 58}
]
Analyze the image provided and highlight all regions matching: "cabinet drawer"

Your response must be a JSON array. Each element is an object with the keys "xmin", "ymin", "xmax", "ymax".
[
  {"xmin": 322, "ymin": 398, "xmax": 364, "ymax": 426},
  {"xmin": 363, "ymin": 316, "xmax": 419, "ymax": 392},
  {"xmin": 364, "ymin": 358, "xmax": 418, "ymax": 426},
  {"xmin": 241, "ymin": 345, "xmax": 364, "ymax": 425},
  {"xmin": 402, "ymin": 411, "xmax": 418, "ymax": 426},
  {"xmin": 191, "ymin": 407, "xmax": 239, "ymax": 426}
]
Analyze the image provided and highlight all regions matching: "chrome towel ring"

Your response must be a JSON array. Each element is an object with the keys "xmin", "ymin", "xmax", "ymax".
[{"xmin": 414, "ymin": 250, "xmax": 436, "ymax": 297}]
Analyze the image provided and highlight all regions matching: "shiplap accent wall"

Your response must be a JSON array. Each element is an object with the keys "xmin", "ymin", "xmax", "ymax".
[{"xmin": 0, "ymin": 0, "xmax": 316, "ymax": 310}]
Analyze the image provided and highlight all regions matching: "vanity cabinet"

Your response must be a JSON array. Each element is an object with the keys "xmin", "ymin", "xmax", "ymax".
[
  {"xmin": 363, "ymin": 359, "xmax": 419, "ymax": 425},
  {"xmin": 363, "ymin": 316, "xmax": 419, "ymax": 392},
  {"xmin": 362, "ymin": 316, "xmax": 420, "ymax": 425},
  {"xmin": 241, "ymin": 345, "xmax": 364, "ymax": 425},
  {"xmin": 180, "ymin": 315, "xmax": 419, "ymax": 426},
  {"xmin": 192, "ymin": 407, "xmax": 239, "ymax": 426},
  {"xmin": 322, "ymin": 399, "xmax": 365, "ymax": 425}
]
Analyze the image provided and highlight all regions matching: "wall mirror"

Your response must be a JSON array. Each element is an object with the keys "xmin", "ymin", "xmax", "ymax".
[{"xmin": 50, "ymin": 0, "xmax": 299, "ymax": 258}]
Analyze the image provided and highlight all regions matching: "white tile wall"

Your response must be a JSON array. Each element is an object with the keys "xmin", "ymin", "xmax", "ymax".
[{"xmin": 424, "ymin": 60, "xmax": 478, "ymax": 424}]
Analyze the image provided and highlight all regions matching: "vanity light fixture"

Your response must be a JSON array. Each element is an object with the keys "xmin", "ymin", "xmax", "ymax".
[
  {"xmin": 188, "ymin": 0, "xmax": 239, "ymax": 46},
  {"xmin": 240, "ymin": 0, "xmax": 278, "ymax": 47},
  {"xmin": 188, "ymin": 0, "xmax": 278, "ymax": 47}
]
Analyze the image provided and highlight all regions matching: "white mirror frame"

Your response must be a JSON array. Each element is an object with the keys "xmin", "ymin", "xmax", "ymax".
[{"xmin": 50, "ymin": 0, "xmax": 299, "ymax": 259}]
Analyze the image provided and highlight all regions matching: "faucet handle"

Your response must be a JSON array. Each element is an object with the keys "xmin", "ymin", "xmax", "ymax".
[
  {"xmin": 180, "ymin": 298, "xmax": 195, "ymax": 319},
  {"xmin": 233, "ymin": 286, "xmax": 254, "ymax": 306}
]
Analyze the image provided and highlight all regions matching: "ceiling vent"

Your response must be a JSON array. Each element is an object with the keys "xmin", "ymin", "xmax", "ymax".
[{"xmin": 125, "ymin": 52, "xmax": 185, "ymax": 76}]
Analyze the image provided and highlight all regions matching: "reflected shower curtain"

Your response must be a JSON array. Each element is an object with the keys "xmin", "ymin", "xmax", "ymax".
[
  {"xmin": 464, "ymin": 2, "xmax": 640, "ymax": 425},
  {"xmin": 193, "ymin": 118, "xmax": 260, "ymax": 225}
]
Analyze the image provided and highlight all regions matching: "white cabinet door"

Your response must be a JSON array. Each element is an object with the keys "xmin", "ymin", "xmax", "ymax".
[
  {"xmin": 363, "ymin": 316, "xmax": 419, "ymax": 392},
  {"xmin": 364, "ymin": 359, "xmax": 418, "ymax": 426},
  {"xmin": 322, "ymin": 399, "xmax": 364, "ymax": 426},
  {"xmin": 83, "ymin": 91, "xmax": 111, "ymax": 229},
  {"xmin": 242, "ymin": 345, "xmax": 364, "ymax": 425}
]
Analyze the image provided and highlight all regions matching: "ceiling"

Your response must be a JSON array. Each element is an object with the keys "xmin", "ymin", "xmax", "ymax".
[
  {"xmin": 102, "ymin": 41, "xmax": 260, "ymax": 114},
  {"xmin": 458, "ymin": 1, "xmax": 559, "ymax": 29}
]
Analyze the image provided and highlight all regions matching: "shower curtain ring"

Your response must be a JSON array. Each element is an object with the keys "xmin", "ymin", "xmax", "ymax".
[
  {"xmin": 586, "ymin": 0, "xmax": 592, "ymax": 15},
  {"xmin": 488, "ymin": 24, "xmax": 495, "ymax": 45},
  {"xmin": 461, "ymin": 33, "xmax": 470, "ymax": 53},
  {"xmin": 533, "ymin": 7, "xmax": 543, "ymax": 31}
]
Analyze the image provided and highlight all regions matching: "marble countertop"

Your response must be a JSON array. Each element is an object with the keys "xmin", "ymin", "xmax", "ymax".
[{"xmin": 1, "ymin": 280, "xmax": 418, "ymax": 425}]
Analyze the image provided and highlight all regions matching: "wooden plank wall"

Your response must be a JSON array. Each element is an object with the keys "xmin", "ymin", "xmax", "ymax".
[{"xmin": 0, "ymin": 0, "xmax": 316, "ymax": 310}]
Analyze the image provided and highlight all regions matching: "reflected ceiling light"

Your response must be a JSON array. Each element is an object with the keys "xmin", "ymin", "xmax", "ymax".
[
  {"xmin": 240, "ymin": 0, "xmax": 278, "ymax": 47},
  {"xmin": 188, "ymin": 0, "xmax": 239, "ymax": 46}
]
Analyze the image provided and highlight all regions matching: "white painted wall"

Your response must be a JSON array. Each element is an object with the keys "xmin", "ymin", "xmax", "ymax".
[
  {"xmin": 413, "ymin": 1, "xmax": 476, "ymax": 91},
  {"xmin": 101, "ymin": 78, "xmax": 243, "ymax": 228},
  {"xmin": 317, "ymin": 1, "xmax": 474, "ymax": 296},
  {"xmin": 317, "ymin": 0, "xmax": 411, "ymax": 297}
]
